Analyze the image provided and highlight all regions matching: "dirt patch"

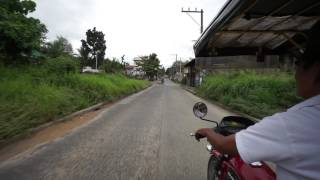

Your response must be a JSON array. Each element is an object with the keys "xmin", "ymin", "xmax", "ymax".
[{"xmin": 0, "ymin": 104, "xmax": 110, "ymax": 162}]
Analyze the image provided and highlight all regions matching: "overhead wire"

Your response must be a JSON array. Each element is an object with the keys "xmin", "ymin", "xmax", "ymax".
[{"xmin": 186, "ymin": 12, "xmax": 200, "ymax": 26}]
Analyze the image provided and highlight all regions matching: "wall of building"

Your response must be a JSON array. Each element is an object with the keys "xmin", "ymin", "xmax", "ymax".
[
  {"xmin": 184, "ymin": 55, "xmax": 295, "ymax": 87},
  {"xmin": 195, "ymin": 55, "xmax": 280, "ymax": 71}
]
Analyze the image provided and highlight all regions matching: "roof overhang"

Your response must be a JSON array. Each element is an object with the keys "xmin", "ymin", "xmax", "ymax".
[
  {"xmin": 194, "ymin": 0, "xmax": 320, "ymax": 57},
  {"xmin": 184, "ymin": 59, "xmax": 195, "ymax": 67}
]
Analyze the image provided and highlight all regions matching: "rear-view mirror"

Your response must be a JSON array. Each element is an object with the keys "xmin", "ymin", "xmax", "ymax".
[{"xmin": 193, "ymin": 102, "xmax": 208, "ymax": 119}]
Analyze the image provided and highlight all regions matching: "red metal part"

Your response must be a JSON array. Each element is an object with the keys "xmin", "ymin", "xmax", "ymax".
[
  {"xmin": 228, "ymin": 156, "xmax": 275, "ymax": 180},
  {"xmin": 210, "ymin": 152, "xmax": 276, "ymax": 180},
  {"xmin": 212, "ymin": 150, "xmax": 222, "ymax": 157}
]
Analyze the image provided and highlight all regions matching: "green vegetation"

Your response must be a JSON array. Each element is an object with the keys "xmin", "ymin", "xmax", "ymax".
[
  {"xmin": 0, "ymin": 58, "xmax": 150, "ymax": 141},
  {"xmin": 103, "ymin": 58, "xmax": 124, "ymax": 73},
  {"xmin": 0, "ymin": 1, "xmax": 152, "ymax": 142},
  {"xmin": 197, "ymin": 71, "xmax": 302, "ymax": 119},
  {"xmin": 137, "ymin": 53, "xmax": 163, "ymax": 80},
  {"xmin": 79, "ymin": 27, "xmax": 106, "ymax": 68},
  {"xmin": 42, "ymin": 36, "xmax": 73, "ymax": 58},
  {"xmin": 0, "ymin": 0, "xmax": 47, "ymax": 64}
]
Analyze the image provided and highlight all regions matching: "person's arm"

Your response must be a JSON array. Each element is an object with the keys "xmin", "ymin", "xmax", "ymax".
[
  {"xmin": 195, "ymin": 128, "xmax": 238, "ymax": 156},
  {"xmin": 196, "ymin": 113, "xmax": 292, "ymax": 164}
]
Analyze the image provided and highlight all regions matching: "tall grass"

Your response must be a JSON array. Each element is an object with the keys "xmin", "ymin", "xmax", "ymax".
[
  {"xmin": 197, "ymin": 71, "xmax": 302, "ymax": 119},
  {"xmin": 0, "ymin": 66, "xmax": 149, "ymax": 141}
]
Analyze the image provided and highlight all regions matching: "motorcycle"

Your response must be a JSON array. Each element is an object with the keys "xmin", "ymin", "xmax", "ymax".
[{"xmin": 191, "ymin": 102, "xmax": 276, "ymax": 180}]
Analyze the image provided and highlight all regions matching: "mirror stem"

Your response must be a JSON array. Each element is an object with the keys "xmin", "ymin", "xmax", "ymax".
[{"xmin": 200, "ymin": 117, "xmax": 219, "ymax": 127}]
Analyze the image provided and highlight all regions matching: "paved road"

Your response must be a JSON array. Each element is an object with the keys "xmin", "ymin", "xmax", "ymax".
[{"xmin": 0, "ymin": 80, "xmax": 233, "ymax": 180}]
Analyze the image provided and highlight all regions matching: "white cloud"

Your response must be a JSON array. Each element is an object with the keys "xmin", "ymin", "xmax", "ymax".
[{"xmin": 32, "ymin": 0, "xmax": 227, "ymax": 68}]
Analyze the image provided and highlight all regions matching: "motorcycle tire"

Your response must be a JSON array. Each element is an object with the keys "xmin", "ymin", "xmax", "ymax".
[{"xmin": 207, "ymin": 156, "xmax": 221, "ymax": 180}]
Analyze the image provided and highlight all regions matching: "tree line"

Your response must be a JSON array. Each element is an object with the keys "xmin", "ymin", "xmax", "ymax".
[{"xmin": 0, "ymin": 0, "xmax": 164, "ymax": 80}]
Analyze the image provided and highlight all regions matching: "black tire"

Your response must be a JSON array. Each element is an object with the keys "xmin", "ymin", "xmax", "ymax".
[{"xmin": 207, "ymin": 156, "xmax": 221, "ymax": 180}]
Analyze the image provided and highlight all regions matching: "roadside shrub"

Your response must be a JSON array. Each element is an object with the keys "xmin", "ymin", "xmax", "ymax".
[
  {"xmin": 0, "ymin": 66, "xmax": 149, "ymax": 141},
  {"xmin": 197, "ymin": 71, "xmax": 302, "ymax": 118},
  {"xmin": 44, "ymin": 56, "xmax": 80, "ymax": 74},
  {"xmin": 102, "ymin": 59, "xmax": 123, "ymax": 73}
]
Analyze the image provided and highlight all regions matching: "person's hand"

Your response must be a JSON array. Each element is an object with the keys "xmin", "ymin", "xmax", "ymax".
[{"xmin": 195, "ymin": 128, "xmax": 211, "ymax": 141}]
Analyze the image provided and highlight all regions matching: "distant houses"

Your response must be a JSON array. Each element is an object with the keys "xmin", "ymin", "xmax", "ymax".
[
  {"xmin": 125, "ymin": 57, "xmax": 146, "ymax": 79},
  {"xmin": 125, "ymin": 65, "xmax": 145, "ymax": 79}
]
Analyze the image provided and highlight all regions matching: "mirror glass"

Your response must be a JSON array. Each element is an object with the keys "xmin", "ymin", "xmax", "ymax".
[{"xmin": 193, "ymin": 102, "xmax": 208, "ymax": 118}]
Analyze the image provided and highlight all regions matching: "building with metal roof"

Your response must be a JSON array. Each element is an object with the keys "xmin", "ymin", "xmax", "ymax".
[{"xmin": 194, "ymin": 0, "xmax": 320, "ymax": 57}]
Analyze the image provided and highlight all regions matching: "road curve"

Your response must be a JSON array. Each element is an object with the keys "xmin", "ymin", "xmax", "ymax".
[{"xmin": 0, "ymin": 80, "xmax": 233, "ymax": 180}]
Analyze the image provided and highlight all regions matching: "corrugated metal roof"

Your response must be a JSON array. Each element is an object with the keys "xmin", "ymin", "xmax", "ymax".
[{"xmin": 194, "ymin": 0, "xmax": 320, "ymax": 57}]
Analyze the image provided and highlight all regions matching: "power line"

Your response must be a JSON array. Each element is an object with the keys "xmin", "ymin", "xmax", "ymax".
[
  {"xmin": 186, "ymin": 12, "xmax": 200, "ymax": 26},
  {"xmin": 181, "ymin": 8, "xmax": 204, "ymax": 34}
]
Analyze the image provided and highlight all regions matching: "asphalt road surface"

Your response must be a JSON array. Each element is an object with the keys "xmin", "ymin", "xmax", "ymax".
[{"xmin": 0, "ymin": 80, "xmax": 234, "ymax": 180}]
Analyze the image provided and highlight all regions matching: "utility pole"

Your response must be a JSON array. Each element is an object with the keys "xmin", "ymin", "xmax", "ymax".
[
  {"xmin": 175, "ymin": 54, "xmax": 178, "ymax": 75},
  {"xmin": 169, "ymin": 54, "xmax": 178, "ymax": 79},
  {"xmin": 181, "ymin": 8, "xmax": 204, "ymax": 34},
  {"xmin": 170, "ymin": 53, "xmax": 178, "ymax": 72},
  {"xmin": 179, "ymin": 57, "xmax": 182, "ymax": 74},
  {"xmin": 95, "ymin": 53, "xmax": 98, "ymax": 70}
]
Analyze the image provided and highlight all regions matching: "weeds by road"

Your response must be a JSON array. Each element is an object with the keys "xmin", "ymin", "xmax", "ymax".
[
  {"xmin": 0, "ymin": 65, "xmax": 149, "ymax": 141},
  {"xmin": 197, "ymin": 71, "xmax": 302, "ymax": 119}
]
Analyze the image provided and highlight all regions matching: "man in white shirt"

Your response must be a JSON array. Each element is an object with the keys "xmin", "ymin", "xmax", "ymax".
[{"xmin": 195, "ymin": 22, "xmax": 320, "ymax": 180}]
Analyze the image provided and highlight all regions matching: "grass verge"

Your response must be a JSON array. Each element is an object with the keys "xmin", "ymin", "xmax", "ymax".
[
  {"xmin": 196, "ymin": 71, "xmax": 302, "ymax": 119},
  {"xmin": 0, "ymin": 66, "xmax": 150, "ymax": 141}
]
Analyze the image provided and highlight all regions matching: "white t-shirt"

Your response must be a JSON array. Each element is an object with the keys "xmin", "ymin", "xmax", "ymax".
[{"xmin": 236, "ymin": 95, "xmax": 320, "ymax": 180}]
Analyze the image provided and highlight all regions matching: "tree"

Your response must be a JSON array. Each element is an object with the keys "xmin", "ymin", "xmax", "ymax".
[
  {"xmin": 103, "ymin": 58, "xmax": 123, "ymax": 73},
  {"xmin": 158, "ymin": 66, "xmax": 166, "ymax": 77},
  {"xmin": 42, "ymin": 36, "xmax": 73, "ymax": 58},
  {"xmin": 80, "ymin": 27, "xmax": 106, "ymax": 69},
  {"xmin": 78, "ymin": 43, "xmax": 90, "ymax": 68},
  {"xmin": 0, "ymin": 0, "xmax": 47, "ymax": 64},
  {"xmin": 121, "ymin": 54, "xmax": 126, "ymax": 68},
  {"xmin": 137, "ymin": 53, "xmax": 160, "ymax": 80}
]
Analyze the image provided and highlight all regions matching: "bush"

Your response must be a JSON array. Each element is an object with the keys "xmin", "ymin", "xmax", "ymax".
[
  {"xmin": 0, "ymin": 66, "xmax": 150, "ymax": 141},
  {"xmin": 102, "ymin": 59, "xmax": 123, "ymax": 73},
  {"xmin": 197, "ymin": 71, "xmax": 302, "ymax": 118},
  {"xmin": 44, "ymin": 56, "xmax": 80, "ymax": 74}
]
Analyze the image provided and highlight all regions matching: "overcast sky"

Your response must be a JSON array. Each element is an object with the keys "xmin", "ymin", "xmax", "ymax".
[{"xmin": 32, "ymin": 0, "xmax": 227, "ymax": 67}]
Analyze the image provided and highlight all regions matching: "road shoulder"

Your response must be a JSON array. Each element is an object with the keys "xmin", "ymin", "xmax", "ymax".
[{"xmin": 0, "ymin": 85, "xmax": 154, "ymax": 163}]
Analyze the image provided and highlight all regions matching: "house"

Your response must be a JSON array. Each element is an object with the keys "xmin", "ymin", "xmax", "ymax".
[
  {"xmin": 194, "ymin": 0, "xmax": 319, "ymax": 58},
  {"xmin": 184, "ymin": 59, "xmax": 197, "ymax": 87},
  {"xmin": 186, "ymin": 0, "xmax": 320, "ymax": 86},
  {"xmin": 125, "ymin": 65, "xmax": 145, "ymax": 79},
  {"xmin": 133, "ymin": 57, "xmax": 143, "ymax": 67},
  {"xmin": 125, "ymin": 57, "xmax": 146, "ymax": 79},
  {"xmin": 170, "ymin": 60, "xmax": 185, "ymax": 82}
]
